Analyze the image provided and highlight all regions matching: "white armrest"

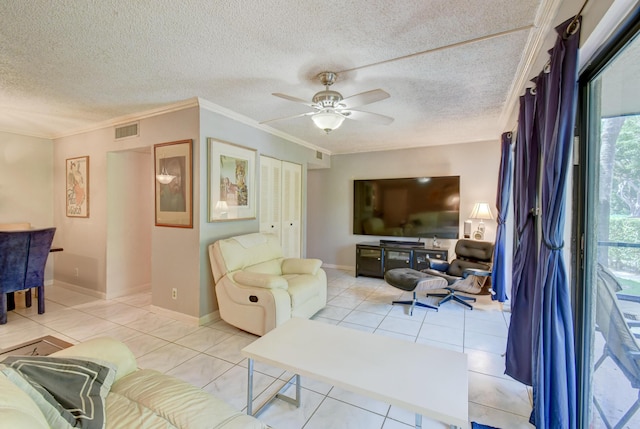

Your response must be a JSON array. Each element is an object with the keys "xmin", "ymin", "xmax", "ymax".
[
  {"xmin": 282, "ymin": 258, "xmax": 322, "ymax": 275},
  {"xmin": 233, "ymin": 271, "xmax": 288, "ymax": 289},
  {"xmin": 50, "ymin": 337, "xmax": 137, "ymax": 382}
]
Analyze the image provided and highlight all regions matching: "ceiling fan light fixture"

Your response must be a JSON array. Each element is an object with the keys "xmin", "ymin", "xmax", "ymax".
[
  {"xmin": 265, "ymin": 71, "xmax": 393, "ymax": 130},
  {"xmin": 311, "ymin": 109, "xmax": 345, "ymax": 133}
]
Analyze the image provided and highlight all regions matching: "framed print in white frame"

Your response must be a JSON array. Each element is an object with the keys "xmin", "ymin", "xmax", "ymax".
[
  {"xmin": 208, "ymin": 138, "xmax": 256, "ymax": 221},
  {"xmin": 154, "ymin": 139, "xmax": 193, "ymax": 228},
  {"xmin": 66, "ymin": 156, "xmax": 90, "ymax": 217}
]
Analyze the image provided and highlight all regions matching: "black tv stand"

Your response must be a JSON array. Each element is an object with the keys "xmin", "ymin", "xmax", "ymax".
[
  {"xmin": 379, "ymin": 239, "xmax": 423, "ymax": 246},
  {"xmin": 356, "ymin": 241, "xmax": 448, "ymax": 278}
]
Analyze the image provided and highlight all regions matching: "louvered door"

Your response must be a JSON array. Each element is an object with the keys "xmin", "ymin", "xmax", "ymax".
[
  {"xmin": 281, "ymin": 161, "xmax": 301, "ymax": 258},
  {"xmin": 259, "ymin": 156, "xmax": 282, "ymax": 241}
]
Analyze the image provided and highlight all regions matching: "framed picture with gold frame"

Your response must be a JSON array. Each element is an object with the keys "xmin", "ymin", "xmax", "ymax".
[
  {"xmin": 66, "ymin": 156, "xmax": 90, "ymax": 217},
  {"xmin": 154, "ymin": 139, "xmax": 193, "ymax": 228},
  {"xmin": 208, "ymin": 138, "xmax": 256, "ymax": 221}
]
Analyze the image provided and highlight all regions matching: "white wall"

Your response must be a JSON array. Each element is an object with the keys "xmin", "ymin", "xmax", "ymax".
[
  {"xmin": 106, "ymin": 150, "xmax": 152, "ymax": 298},
  {"xmin": 53, "ymin": 107, "xmax": 200, "ymax": 315},
  {"xmin": 197, "ymin": 105, "xmax": 326, "ymax": 317},
  {"xmin": 307, "ymin": 140, "xmax": 501, "ymax": 269},
  {"xmin": 0, "ymin": 132, "xmax": 54, "ymax": 226},
  {"xmin": 0, "ymin": 131, "xmax": 56, "ymax": 281},
  {"xmin": 50, "ymin": 101, "xmax": 324, "ymax": 321}
]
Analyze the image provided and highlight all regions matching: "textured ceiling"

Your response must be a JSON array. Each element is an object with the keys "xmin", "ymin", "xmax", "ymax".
[{"xmin": 0, "ymin": 0, "xmax": 574, "ymax": 154}]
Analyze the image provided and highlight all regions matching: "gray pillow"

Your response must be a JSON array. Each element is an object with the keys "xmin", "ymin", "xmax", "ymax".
[{"xmin": 0, "ymin": 356, "xmax": 116, "ymax": 429}]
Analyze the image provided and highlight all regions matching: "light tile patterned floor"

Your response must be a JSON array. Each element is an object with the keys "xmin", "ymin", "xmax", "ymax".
[{"xmin": 0, "ymin": 268, "xmax": 533, "ymax": 428}]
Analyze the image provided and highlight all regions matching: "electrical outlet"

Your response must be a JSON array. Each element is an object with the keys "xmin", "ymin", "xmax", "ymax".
[
  {"xmin": 172, "ymin": 288, "xmax": 177, "ymax": 300},
  {"xmin": 74, "ymin": 268, "xmax": 79, "ymax": 277}
]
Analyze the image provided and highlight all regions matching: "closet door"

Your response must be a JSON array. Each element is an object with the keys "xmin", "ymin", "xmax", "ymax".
[
  {"xmin": 259, "ymin": 156, "xmax": 282, "ymax": 241},
  {"xmin": 281, "ymin": 161, "xmax": 302, "ymax": 258}
]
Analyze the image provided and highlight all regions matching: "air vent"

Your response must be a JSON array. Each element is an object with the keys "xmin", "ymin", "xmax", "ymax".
[
  {"xmin": 115, "ymin": 123, "xmax": 139, "ymax": 140},
  {"xmin": 316, "ymin": 151, "xmax": 323, "ymax": 160}
]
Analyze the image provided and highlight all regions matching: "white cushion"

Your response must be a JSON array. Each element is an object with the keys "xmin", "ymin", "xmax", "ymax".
[
  {"xmin": 217, "ymin": 233, "xmax": 283, "ymax": 272},
  {"xmin": 282, "ymin": 258, "xmax": 322, "ymax": 275},
  {"xmin": 0, "ymin": 372, "xmax": 50, "ymax": 429},
  {"xmin": 51, "ymin": 337, "xmax": 137, "ymax": 382},
  {"xmin": 108, "ymin": 369, "xmax": 266, "ymax": 429},
  {"xmin": 233, "ymin": 271, "xmax": 288, "ymax": 289},
  {"xmin": 286, "ymin": 274, "xmax": 323, "ymax": 307},
  {"xmin": 244, "ymin": 259, "xmax": 284, "ymax": 275}
]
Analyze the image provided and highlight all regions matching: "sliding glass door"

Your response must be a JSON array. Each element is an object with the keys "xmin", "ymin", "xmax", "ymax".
[{"xmin": 578, "ymin": 12, "xmax": 640, "ymax": 429}]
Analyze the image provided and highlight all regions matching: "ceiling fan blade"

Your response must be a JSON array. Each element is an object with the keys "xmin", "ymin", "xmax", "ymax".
[
  {"xmin": 272, "ymin": 93, "xmax": 317, "ymax": 108},
  {"xmin": 340, "ymin": 89, "xmax": 390, "ymax": 109},
  {"xmin": 259, "ymin": 111, "xmax": 314, "ymax": 125},
  {"xmin": 343, "ymin": 109, "xmax": 394, "ymax": 125}
]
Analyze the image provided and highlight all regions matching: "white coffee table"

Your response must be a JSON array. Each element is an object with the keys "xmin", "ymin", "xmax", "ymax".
[{"xmin": 241, "ymin": 318, "xmax": 468, "ymax": 428}]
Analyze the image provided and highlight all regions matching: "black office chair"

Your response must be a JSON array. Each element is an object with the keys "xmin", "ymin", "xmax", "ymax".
[
  {"xmin": 421, "ymin": 239, "xmax": 493, "ymax": 310},
  {"xmin": 593, "ymin": 265, "xmax": 640, "ymax": 429}
]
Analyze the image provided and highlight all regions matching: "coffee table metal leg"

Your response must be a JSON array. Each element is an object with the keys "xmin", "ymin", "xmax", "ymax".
[
  {"xmin": 247, "ymin": 358, "xmax": 254, "ymax": 415},
  {"xmin": 416, "ymin": 414, "xmax": 462, "ymax": 429},
  {"xmin": 276, "ymin": 374, "xmax": 301, "ymax": 407},
  {"xmin": 247, "ymin": 359, "xmax": 301, "ymax": 417}
]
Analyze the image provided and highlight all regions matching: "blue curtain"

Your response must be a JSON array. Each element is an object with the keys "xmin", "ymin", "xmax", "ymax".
[
  {"xmin": 530, "ymin": 17, "xmax": 580, "ymax": 429},
  {"xmin": 505, "ymin": 87, "xmax": 539, "ymax": 385},
  {"xmin": 504, "ymin": 15, "xmax": 580, "ymax": 428},
  {"xmin": 491, "ymin": 132, "xmax": 513, "ymax": 302}
]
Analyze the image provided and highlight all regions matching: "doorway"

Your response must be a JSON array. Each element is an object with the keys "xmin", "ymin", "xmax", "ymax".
[
  {"xmin": 578, "ymin": 13, "xmax": 640, "ymax": 428},
  {"xmin": 105, "ymin": 149, "xmax": 153, "ymax": 298}
]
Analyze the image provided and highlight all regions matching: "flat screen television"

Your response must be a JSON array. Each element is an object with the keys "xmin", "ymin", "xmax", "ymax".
[{"xmin": 353, "ymin": 176, "xmax": 460, "ymax": 239}]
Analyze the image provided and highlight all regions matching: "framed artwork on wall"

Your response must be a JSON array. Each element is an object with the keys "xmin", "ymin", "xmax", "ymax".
[
  {"xmin": 154, "ymin": 139, "xmax": 193, "ymax": 228},
  {"xmin": 208, "ymin": 138, "xmax": 256, "ymax": 221},
  {"xmin": 66, "ymin": 156, "xmax": 90, "ymax": 217}
]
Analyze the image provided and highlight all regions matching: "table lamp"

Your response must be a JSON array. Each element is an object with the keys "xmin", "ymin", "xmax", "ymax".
[
  {"xmin": 214, "ymin": 201, "xmax": 229, "ymax": 219},
  {"xmin": 469, "ymin": 202, "xmax": 493, "ymax": 240}
]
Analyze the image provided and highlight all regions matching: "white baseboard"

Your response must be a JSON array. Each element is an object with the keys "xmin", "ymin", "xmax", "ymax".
[
  {"xmin": 322, "ymin": 263, "xmax": 355, "ymax": 272},
  {"xmin": 149, "ymin": 305, "xmax": 221, "ymax": 327},
  {"xmin": 106, "ymin": 284, "xmax": 151, "ymax": 300},
  {"xmin": 198, "ymin": 310, "xmax": 222, "ymax": 326},
  {"xmin": 49, "ymin": 280, "xmax": 221, "ymax": 326},
  {"xmin": 52, "ymin": 281, "xmax": 106, "ymax": 300}
]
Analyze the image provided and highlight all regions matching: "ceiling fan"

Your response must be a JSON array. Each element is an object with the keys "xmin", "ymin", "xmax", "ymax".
[{"xmin": 261, "ymin": 71, "xmax": 394, "ymax": 133}]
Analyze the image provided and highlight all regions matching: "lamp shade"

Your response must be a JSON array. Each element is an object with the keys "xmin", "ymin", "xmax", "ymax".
[
  {"xmin": 156, "ymin": 166, "xmax": 176, "ymax": 184},
  {"xmin": 469, "ymin": 202, "xmax": 493, "ymax": 220},
  {"xmin": 214, "ymin": 200, "xmax": 229, "ymax": 219},
  {"xmin": 214, "ymin": 201, "xmax": 229, "ymax": 211},
  {"xmin": 311, "ymin": 110, "xmax": 345, "ymax": 133}
]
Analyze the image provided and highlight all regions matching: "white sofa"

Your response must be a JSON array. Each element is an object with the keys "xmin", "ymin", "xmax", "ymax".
[
  {"xmin": 209, "ymin": 232, "xmax": 327, "ymax": 336},
  {"xmin": 0, "ymin": 337, "xmax": 268, "ymax": 429}
]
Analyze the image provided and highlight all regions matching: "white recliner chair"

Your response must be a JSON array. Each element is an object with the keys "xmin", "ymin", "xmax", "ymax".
[{"xmin": 209, "ymin": 232, "xmax": 327, "ymax": 336}]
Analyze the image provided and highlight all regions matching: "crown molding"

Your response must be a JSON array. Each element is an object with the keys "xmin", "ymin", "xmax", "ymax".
[
  {"xmin": 196, "ymin": 97, "xmax": 331, "ymax": 156},
  {"xmin": 52, "ymin": 98, "xmax": 201, "ymax": 139},
  {"xmin": 49, "ymin": 96, "xmax": 331, "ymax": 157},
  {"xmin": 498, "ymin": 0, "xmax": 565, "ymax": 132}
]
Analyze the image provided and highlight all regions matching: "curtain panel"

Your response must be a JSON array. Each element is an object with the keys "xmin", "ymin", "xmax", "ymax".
[
  {"xmin": 491, "ymin": 132, "xmax": 513, "ymax": 302},
  {"xmin": 505, "ymin": 16, "xmax": 581, "ymax": 429}
]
